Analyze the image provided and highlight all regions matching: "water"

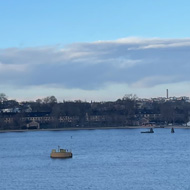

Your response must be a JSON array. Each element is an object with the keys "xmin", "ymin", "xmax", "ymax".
[{"xmin": 1, "ymin": 128, "xmax": 190, "ymax": 190}]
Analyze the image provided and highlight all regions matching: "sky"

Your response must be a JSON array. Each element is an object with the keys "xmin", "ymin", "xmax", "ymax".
[{"xmin": 1, "ymin": 0, "xmax": 190, "ymax": 102}]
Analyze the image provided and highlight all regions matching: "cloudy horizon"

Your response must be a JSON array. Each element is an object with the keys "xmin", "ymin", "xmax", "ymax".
[{"xmin": 1, "ymin": 37, "xmax": 190, "ymax": 101}]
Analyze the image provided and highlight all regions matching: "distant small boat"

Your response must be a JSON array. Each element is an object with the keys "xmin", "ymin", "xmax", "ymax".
[
  {"xmin": 50, "ymin": 146, "xmax": 72, "ymax": 158},
  {"xmin": 171, "ymin": 128, "xmax": 175, "ymax": 133},
  {"xmin": 141, "ymin": 128, "xmax": 154, "ymax": 133}
]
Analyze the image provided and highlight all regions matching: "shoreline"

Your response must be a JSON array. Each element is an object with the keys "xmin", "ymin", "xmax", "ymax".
[{"xmin": 0, "ymin": 125, "xmax": 190, "ymax": 133}]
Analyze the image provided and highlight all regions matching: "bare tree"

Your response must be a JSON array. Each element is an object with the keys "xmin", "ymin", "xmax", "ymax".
[
  {"xmin": 43, "ymin": 96, "xmax": 57, "ymax": 104},
  {"xmin": 0, "ymin": 93, "xmax": 8, "ymax": 102}
]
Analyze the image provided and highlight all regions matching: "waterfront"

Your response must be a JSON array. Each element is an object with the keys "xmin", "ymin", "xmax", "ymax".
[{"xmin": 1, "ymin": 128, "xmax": 190, "ymax": 190}]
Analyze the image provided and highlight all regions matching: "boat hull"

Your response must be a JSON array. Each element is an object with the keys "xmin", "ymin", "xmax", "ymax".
[{"xmin": 50, "ymin": 152, "xmax": 72, "ymax": 158}]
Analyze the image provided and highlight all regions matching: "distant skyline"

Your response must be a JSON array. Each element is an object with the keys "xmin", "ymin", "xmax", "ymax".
[{"xmin": 1, "ymin": 0, "xmax": 190, "ymax": 101}]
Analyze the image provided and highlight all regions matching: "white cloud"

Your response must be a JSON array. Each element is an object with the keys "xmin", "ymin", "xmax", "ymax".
[
  {"xmin": 1, "ymin": 37, "xmax": 190, "ymax": 100},
  {"xmin": 113, "ymin": 59, "xmax": 142, "ymax": 69},
  {"xmin": 0, "ymin": 62, "xmax": 26, "ymax": 72},
  {"xmin": 131, "ymin": 75, "xmax": 178, "ymax": 88}
]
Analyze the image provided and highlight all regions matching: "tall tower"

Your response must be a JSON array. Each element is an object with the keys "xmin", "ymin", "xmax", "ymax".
[{"xmin": 166, "ymin": 89, "xmax": 168, "ymax": 99}]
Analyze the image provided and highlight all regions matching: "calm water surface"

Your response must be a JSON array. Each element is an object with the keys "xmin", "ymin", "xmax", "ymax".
[{"xmin": 1, "ymin": 128, "xmax": 190, "ymax": 190}]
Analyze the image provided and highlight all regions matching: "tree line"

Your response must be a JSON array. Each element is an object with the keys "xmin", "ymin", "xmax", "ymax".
[{"xmin": 0, "ymin": 93, "xmax": 190, "ymax": 129}]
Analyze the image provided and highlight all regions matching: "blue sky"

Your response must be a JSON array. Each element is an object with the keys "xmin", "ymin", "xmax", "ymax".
[
  {"xmin": 1, "ymin": 0, "xmax": 190, "ymax": 47},
  {"xmin": 1, "ymin": 0, "xmax": 190, "ymax": 101}
]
